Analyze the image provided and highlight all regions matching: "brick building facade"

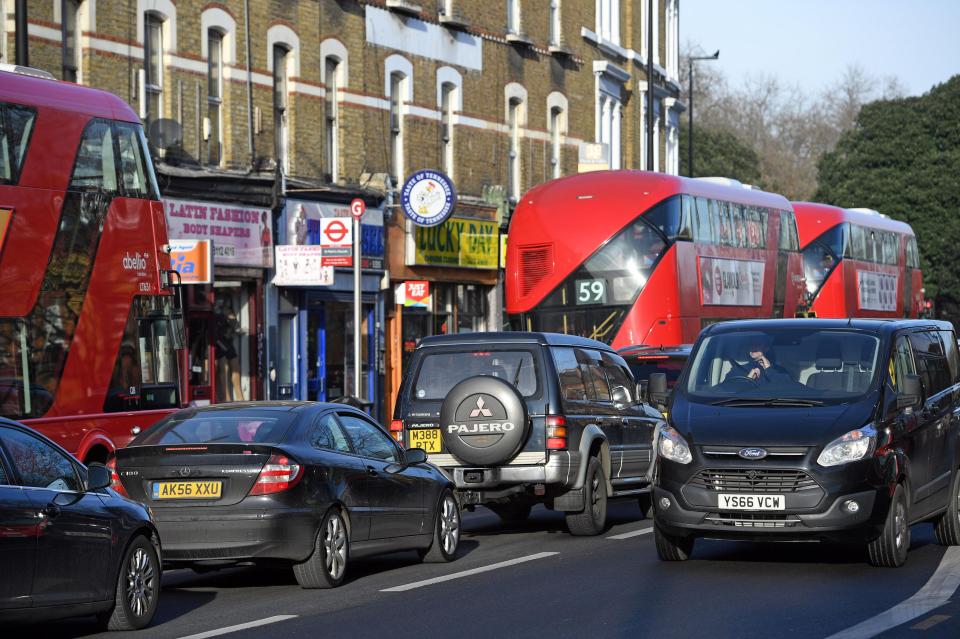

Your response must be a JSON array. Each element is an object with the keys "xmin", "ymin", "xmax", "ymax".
[{"xmin": 4, "ymin": 0, "xmax": 682, "ymax": 419}]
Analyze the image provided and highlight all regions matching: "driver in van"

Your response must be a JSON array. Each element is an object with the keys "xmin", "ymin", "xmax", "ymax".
[{"xmin": 744, "ymin": 337, "xmax": 792, "ymax": 384}]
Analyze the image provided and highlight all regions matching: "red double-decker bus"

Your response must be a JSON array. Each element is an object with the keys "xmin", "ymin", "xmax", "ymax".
[
  {"xmin": 505, "ymin": 172, "xmax": 806, "ymax": 349},
  {"xmin": 0, "ymin": 65, "xmax": 182, "ymax": 463},
  {"xmin": 794, "ymin": 202, "xmax": 924, "ymax": 319}
]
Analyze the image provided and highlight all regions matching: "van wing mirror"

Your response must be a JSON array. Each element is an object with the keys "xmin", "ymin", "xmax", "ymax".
[
  {"xmin": 897, "ymin": 374, "xmax": 922, "ymax": 409},
  {"xmin": 636, "ymin": 380, "xmax": 648, "ymax": 403},
  {"xmin": 648, "ymin": 373, "xmax": 669, "ymax": 407},
  {"xmin": 611, "ymin": 385, "xmax": 631, "ymax": 410}
]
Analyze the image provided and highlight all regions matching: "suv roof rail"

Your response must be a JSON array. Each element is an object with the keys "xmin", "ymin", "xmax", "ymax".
[{"xmin": 0, "ymin": 63, "xmax": 56, "ymax": 80}]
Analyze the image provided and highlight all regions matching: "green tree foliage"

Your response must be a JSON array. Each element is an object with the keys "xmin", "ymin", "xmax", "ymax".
[
  {"xmin": 816, "ymin": 76, "xmax": 960, "ymax": 317},
  {"xmin": 679, "ymin": 122, "xmax": 761, "ymax": 185}
]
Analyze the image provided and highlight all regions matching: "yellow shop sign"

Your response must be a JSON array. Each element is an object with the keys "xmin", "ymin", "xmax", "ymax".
[{"xmin": 413, "ymin": 218, "xmax": 500, "ymax": 269}]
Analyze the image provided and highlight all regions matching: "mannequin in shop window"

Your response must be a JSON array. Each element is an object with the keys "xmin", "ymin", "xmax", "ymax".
[{"xmin": 214, "ymin": 298, "xmax": 244, "ymax": 402}]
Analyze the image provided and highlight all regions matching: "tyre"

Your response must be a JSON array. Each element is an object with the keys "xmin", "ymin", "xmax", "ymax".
[
  {"xmin": 293, "ymin": 508, "xmax": 349, "ymax": 588},
  {"xmin": 868, "ymin": 484, "xmax": 910, "ymax": 567},
  {"xmin": 565, "ymin": 456, "xmax": 608, "ymax": 536},
  {"xmin": 100, "ymin": 535, "xmax": 161, "ymax": 631},
  {"xmin": 934, "ymin": 470, "xmax": 960, "ymax": 546},
  {"xmin": 419, "ymin": 490, "xmax": 461, "ymax": 563},
  {"xmin": 654, "ymin": 523, "xmax": 694, "ymax": 561},
  {"xmin": 438, "ymin": 376, "xmax": 529, "ymax": 466},
  {"xmin": 638, "ymin": 491, "xmax": 653, "ymax": 519},
  {"xmin": 489, "ymin": 501, "xmax": 532, "ymax": 523}
]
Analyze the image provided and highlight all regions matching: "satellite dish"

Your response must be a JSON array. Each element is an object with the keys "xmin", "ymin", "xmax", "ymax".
[{"xmin": 148, "ymin": 118, "xmax": 184, "ymax": 150}]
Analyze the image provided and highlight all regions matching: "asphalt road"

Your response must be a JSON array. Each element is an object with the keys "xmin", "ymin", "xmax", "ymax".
[{"xmin": 23, "ymin": 501, "xmax": 960, "ymax": 639}]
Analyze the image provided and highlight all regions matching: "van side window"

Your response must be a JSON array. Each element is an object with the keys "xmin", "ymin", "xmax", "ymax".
[
  {"xmin": 553, "ymin": 347, "xmax": 587, "ymax": 401},
  {"xmin": 580, "ymin": 349, "xmax": 611, "ymax": 402},
  {"xmin": 909, "ymin": 331, "xmax": 951, "ymax": 396},
  {"xmin": 0, "ymin": 103, "xmax": 36, "ymax": 185},
  {"xmin": 70, "ymin": 119, "xmax": 118, "ymax": 193},
  {"xmin": 601, "ymin": 352, "xmax": 634, "ymax": 402},
  {"xmin": 939, "ymin": 330, "xmax": 960, "ymax": 385},
  {"xmin": 891, "ymin": 335, "xmax": 917, "ymax": 391}
]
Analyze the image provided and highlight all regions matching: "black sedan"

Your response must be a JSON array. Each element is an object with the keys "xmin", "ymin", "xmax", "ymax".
[
  {"xmin": 0, "ymin": 418, "xmax": 160, "ymax": 630},
  {"xmin": 113, "ymin": 401, "xmax": 461, "ymax": 588}
]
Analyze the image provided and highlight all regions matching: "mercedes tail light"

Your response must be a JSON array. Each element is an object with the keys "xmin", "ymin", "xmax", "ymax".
[
  {"xmin": 546, "ymin": 415, "xmax": 567, "ymax": 450},
  {"xmin": 248, "ymin": 454, "xmax": 303, "ymax": 495},
  {"xmin": 106, "ymin": 457, "xmax": 128, "ymax": 497},
  {"xmin": 389, "ymin": 419, "xmax": 404, "ymax": 443}
]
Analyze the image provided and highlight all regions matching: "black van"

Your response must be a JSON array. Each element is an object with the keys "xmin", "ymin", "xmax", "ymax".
[
  {"xmin": 654, "ymin": 319, "xmax": 960, "ymax": 567},
  {"xmin": 394, "ymin": 332, "xmax": 665, "ymax": 535}
]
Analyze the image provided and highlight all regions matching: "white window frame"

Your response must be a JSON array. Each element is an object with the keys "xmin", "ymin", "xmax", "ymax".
[
  {"xmin": 504, "ymin": 83, "xmax": 527, "ymax": 202},
  {"xmin": 273, "ymin": 44, "xmax": 291, "ymax": 172},
  {"xmin": 321, "ymin": 39, "xmax": 349, "ymax": 183},
  {"xmin": 546, "ymin": 92, "xmax": 568, "ymax": 179},
  {"xmin": 267, "ymin": 25, "xmax": 300, "ymax": 174},
  {"xmin": 206, "ymin": 28, "xmax": 224, "ymax": 166},
  {"xmin": 143, "ymin": 11, "xmax": 164, "ymax": 122},
  {"xmin": 507, "ymin": 0, "xmax": 521, "ymax": 35},
  {"xmin": 436, "ymin": 66, "xmax": 462, "ymax": 182},
  {"xmin": 200, "ymin": 6, "xmax": 236, "ymax": 66},
  {"xmin": 665, "ymin": 0, "xmax": 679, "ymax": 80},
  {"xmin": 596, "ymin": 0, "xmax": 620, "ymax": 46},
  {"xmin": 549, "ymin": 0, "xmax": 562, "ymax": 46},
  {"xmin": 385, "ymin": 55, "xmax": 413, "ymax": 186}
]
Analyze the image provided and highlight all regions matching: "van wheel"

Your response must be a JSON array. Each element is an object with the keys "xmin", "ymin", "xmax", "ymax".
[
  {"xmin": 489, "ymin": 502, "xmax": 532, "ymax": 523},
  {"xmin": 293, "ymin": 508, "xmax": 348, "ymax": 588},
  {"xmin": 99, "ymin": 535, "xmax": 160, "ymax": 630},
  {"xmin": 565, "ymin": 456, "xmax": 607, "ymax": 536},
  {"xmin": 868, "ymin": 484, "xmax": 910, "ymax": 567},
  {"xmin": 934, "ymin": 470, "xmax": 960, "ymax": 545},
  {"xmin": 654, "ymin": 523, "xmax": 694, "ymax": 561}
]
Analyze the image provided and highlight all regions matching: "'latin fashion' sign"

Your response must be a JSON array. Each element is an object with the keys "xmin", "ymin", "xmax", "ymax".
[{"xmin": 164, "ymin": 198, "xmax": 273, "ymax": 268}]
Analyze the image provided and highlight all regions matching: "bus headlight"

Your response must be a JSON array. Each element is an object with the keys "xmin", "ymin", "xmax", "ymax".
[
  {"xmin": 658, "ymin": 425, "xmax": 692, "ymax": 465},
  {"xmin": 817, "ymin": 425, "xmax": 877, "ymax": 467}
]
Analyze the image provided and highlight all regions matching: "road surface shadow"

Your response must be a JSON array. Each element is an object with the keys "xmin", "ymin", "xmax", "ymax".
[{"xmin": 462, "ymin": 500, "xmax": 648, "ymax": 537}]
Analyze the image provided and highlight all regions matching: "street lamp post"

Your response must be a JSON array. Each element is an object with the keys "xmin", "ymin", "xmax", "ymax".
[{"xmin": 687, "ymin": 50, "xmax": 719, "ymax": 177}]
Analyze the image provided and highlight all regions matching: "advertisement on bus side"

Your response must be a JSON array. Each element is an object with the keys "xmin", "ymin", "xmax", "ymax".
[
  {"xmin": 699, "ymin": 256, "xmax": 765, "ymax": 306},
  {"xmin": 857, "ymin": 270, "xmax": 898, "ymax": 312}
]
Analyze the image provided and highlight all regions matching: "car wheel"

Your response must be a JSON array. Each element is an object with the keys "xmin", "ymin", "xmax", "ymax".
[
  {"xmin": 934, "ymin": 470, "xmax": 960, "ymax": 545},
  {"xmin": 638, "ymin": 492, "xmax": 653, "ymax": 519},
  {"xmin": 489, "ymin": 501, "xmax": 532, "ymax": 523},
  {"xmin": 293, "ymin": 508, "xmax": 349, "ymax": 588},
  {"xmin": 565, "ymin": 456, "xmax": 608, "ymax": 536},
  {"xmin": 868, "ymin": 484, "xmax": 910, "ymax": 567},
  {"xmin": 654, "ymin": 523, "xmax": 694, "ymax": 561},
  {"xmin": 100, "ymin": 535, "xmax": 160, "ymax": 630},
  {"xmin": 419, "ymin": 490, "xmax": 461, "ymax": 563}
]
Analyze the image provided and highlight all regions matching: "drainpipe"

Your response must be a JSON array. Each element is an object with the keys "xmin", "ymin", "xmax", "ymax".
[
  {"xmin": 244, "ymin": 0, "xmax": 256, "ymax": 165},
  {"xmin": 15, "ymin": 0, "xmax": 29, "ymax": 66}
]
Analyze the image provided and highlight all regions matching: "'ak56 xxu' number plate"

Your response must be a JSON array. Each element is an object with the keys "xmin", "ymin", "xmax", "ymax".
[
  {"xmin": 409, "ymin": 428, "xmax": 441, "ymax": 453},
  {"xmin": 152, "ymin": 480, "xmax": 223, "ymax": 500}
]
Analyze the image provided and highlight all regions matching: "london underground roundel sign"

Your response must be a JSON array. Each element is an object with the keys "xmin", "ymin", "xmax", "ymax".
[{"xmin": 400, "ymin": 170, "xmax": 456, "ymax": 227}]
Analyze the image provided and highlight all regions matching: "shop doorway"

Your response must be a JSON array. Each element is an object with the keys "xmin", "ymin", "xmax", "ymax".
[{"xmin": 302, "ymin": 300, "xmax": 376, "ymax": 405}]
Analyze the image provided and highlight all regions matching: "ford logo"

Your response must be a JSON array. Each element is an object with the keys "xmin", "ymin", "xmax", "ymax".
[{"xmin": 738, "ymin": 448, "xmax": 768, "ymax": 460}]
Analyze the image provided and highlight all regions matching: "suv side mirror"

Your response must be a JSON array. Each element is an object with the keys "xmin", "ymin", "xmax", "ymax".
[
  {"xmin": 611, "ymin": 385, "xmax": 631, "ymax": 410},
  {"xmin": 649, "ymin": 373, "xmax": 669, "ymax": 408},
  {"xmin": 87, "ymin": 463, "xmax": 111, "ymax": 491},
  {"xmin": 637, "ymin": 380, "xmax": 648, "ymax": 403},
  {"xmin": 404, "ymin": 447, "xmax": 428, "ymax": 466},
  {"xmin": 897, "ymin": 374, "xmax": 923, "ymax": 409}
]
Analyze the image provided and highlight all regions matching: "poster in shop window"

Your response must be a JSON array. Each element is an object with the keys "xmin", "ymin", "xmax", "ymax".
[
  {"xmin": 857, "ymin": 270, "xmax": 898, "ymax": 312},
  {"xmin": 164, "ymin": 198, "xmax": 273, "ymax": 268},
  {"xmin": 699, "ymin": 256, "xmax": 765, "ymax": 306}
]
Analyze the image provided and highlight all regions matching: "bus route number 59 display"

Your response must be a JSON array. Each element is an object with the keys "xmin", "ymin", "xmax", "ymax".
[{"xmin": 576, "ymin": 278, "xmax": 607, "ymax": 305}]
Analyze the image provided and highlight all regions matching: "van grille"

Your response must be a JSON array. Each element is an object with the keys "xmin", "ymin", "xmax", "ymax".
[
  {"xmin": 700, "ymin": 446, "xmax": 810, "ymax": 459},
  {"xmin": 704, "ymin": 513, "xmax": 802, "ymax": 528},
  {"xmin": 519, "ymin": 244, "xmax": 554, "ymax": 296},
  {"xmin": 690, "ymin": 468, "xmax": 818, "ymax": 493}
]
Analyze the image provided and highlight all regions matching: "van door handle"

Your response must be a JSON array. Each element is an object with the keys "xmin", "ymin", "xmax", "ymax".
[
  {"xmin": 43, "ymin": 503, "xmax": 62, "ymax": 518},
  {"xmin": 366, "ymin": 466, "xmax": 379, "ymax": 476}
]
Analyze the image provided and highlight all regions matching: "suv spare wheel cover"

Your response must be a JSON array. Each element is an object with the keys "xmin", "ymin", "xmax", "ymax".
[{"xmin": 440, "ymin": 375, "xmax": 530, "ymax": 466}]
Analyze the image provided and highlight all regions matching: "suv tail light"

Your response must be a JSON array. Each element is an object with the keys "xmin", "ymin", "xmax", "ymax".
[
  {"xmin": 546, "ymin": 415, "xmax": 567, "ymax": 450},
  {"xmin": 106, "ymin": 457, "xmax": 128, "ymax": 497},
  {"xmin": 248, "ymin": 454, "xmax": 302, "ymax": 495},
  {"xmin": 390, "ymin": 419, "xmax": 404, "ymax": 443}
]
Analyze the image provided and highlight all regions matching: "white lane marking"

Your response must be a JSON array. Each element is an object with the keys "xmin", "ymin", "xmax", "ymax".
[
  {"xmin": 381, "ymin": 552, "xmax": 559, "ymax": 592},
  {"xmin": 177, "ymin": 615, "xmax": 298, "ymax": 639},
  {"xmin": 825, "ymin": 547, "xmax": 960, "ymax": 639},
  {"xmin": 607, "ymin": 527, "xmax": 654, "ymax": 540}
]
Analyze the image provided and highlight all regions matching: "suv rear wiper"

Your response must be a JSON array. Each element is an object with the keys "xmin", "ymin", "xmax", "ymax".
[{"xmin": 710, "ymin": 397, "xmax": 824, "ymax": 407}]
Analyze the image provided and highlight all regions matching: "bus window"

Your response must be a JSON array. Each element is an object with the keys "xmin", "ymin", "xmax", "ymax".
[
  {"xmin": 70, "ymin": 119, "xmax": 118, "ymax": 193},
  {"xmin": 678, "ymin": 195, "xmax": 694, "ymax": 240},
  {"xmin": 778, "ymin": 210, "xmax": 799, "ymax": 251},
  {"xmin": 731, "ymin": 205, "xmax": 746, "ymax": 248},
  {"xmin": 906, "ymin": 237, "xmax": 920, "ymax": 268},
  {"xmin": 847, "ymin": 224, "xmax": 866, "ymax": 260},
  {"xmin": 115, "ymin": 122, "xmax": 151, "ymax": 199},
  {"xmin": 693, "ymin": 197, "xmax": 711, "ymax": 243},
  {"xmin": 644, "ymin": 195, "xmax": 683, "ymax": 240},
  {"xmin": 882, "ymin": 233, "xmax": 898, "ymax": 265},
  {"xmin": 0, "ymin": 103, "xmax": 36, "ymax": 184},
  {"xmin": 717, "ymin": 201, "xmax": 732, "ymax": 246}
]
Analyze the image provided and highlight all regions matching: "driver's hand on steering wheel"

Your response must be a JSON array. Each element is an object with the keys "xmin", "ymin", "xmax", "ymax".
[{"xmin": 747, "ymin": 367, "xmax": 762, "ymax": 380}]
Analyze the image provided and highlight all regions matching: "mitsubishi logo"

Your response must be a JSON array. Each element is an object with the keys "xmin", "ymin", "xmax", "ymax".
[{"xmin": 469, "ymin": 396, "xmax": 493, "ymax": 418}]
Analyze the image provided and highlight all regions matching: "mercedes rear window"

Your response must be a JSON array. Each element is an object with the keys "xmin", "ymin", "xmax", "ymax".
[
  {"xmin": 138, "ymin": 411, "xmax": 299, "ymax": 445},
  {"xmin": 412, "ymin": 349, "xmax": 540, "ymax": 400}
]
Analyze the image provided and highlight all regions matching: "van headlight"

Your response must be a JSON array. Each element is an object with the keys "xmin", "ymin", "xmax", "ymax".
[
  {"xmin": 817, "ymin": 425, "xmax": 877, "ymax": 467},
  {"xmin": 658, "ymin": 425, "xmax": 692, "ymax": 465}
]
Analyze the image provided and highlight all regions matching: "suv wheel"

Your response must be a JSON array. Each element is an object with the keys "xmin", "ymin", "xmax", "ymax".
[
  {"xmin": 654, "ymin": 523, "xmax": 694, "ymax": 561},
  {"xmin": 489, "ymin": 502, "xmax": 532, "ymax": 523},
  {"xmin": 867, "ymin": 484, "xmax": 909, "ymax": 567},
  {"xmin": 934, "ymin": 470, "xmax": 960, "ymax": 546},
  {"xmin": 565, "ymin": 456, "xmax": 607, "ymax": 536}
]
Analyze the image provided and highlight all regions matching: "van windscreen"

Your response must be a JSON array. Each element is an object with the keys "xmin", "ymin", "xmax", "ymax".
[
  {"xmin": 413, "ymin": 350, "xmax": 539, "ymax": 400},
  {"xmin": 685, "ymin": 329, "xmax": 881, "ymax": 403}
]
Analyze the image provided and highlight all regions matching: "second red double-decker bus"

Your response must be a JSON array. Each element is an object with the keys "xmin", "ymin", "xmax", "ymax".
[
  {"xmin": 506, "ymin": 172, "xmax": 806, "ymax": 349},
  {"xmin": 794, "ymin": 202, "xmax": 924, "ymax": 319},
  {"xmin": 0, "ymin": 65, "xmax": 183, "ymax": 463}
]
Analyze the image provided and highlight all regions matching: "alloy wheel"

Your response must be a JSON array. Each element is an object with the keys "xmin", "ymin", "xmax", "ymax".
[
  {"xmin": 591, "ymin": 472, "xmax": 602, "ymax": 520},
  {"xmin": 894, "ymin": 500, "xmax": 907, "ymax": 550},
  {"xmin": 440, "ymin": 495, "xmax": 460, "ymax": 555},
  {"xmin": 125, "ymin": 547, "xmax": 155, "ymax": 619},
  {"xmin": 324, "ymin": 514, "xmax": 347, "ymax": 580}
]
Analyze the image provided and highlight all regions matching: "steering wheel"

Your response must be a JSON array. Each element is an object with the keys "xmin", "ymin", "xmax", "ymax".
[{"xmin": 719, "ymin": 373, "xmax": 760, "ymax": 390}]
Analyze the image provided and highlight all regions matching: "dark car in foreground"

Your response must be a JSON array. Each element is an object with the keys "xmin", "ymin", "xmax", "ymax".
[
  {"xmin": 112, "ymin": 402, "xmax": 460, "ymax": 588},
  {"xmin": 654, "ymin": 319, "xmax": 960, "ymax": 567},
  {"xmin": 0, "ymin": 419, "xmax": 160, "ymax": 629}
]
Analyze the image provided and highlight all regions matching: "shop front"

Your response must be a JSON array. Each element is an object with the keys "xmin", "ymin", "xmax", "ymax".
[
  {"xmin": 271, "ymin": 196, "xmax": 387, "ymax": 419},
  {"xmin": 163, "ymin": 196, "xmax": 273, "ymax": 405},
  {"xmin": 385, "ymin": 201, "xmax": 501, "ymax": 414}
]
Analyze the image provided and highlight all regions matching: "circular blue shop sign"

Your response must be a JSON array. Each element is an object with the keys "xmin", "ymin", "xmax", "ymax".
[{"xmin": 400, "ymin": 169, "xmax": 457, "ymax": 227}]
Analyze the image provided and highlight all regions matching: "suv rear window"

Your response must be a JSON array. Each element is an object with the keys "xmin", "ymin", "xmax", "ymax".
[
  {"xmin": 413, "ymin": 350, "xmax": 539, "ymax": 400},
  {"xmin": 628, "ymin": 355, "xmax": 688, "ymax": 389}
]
